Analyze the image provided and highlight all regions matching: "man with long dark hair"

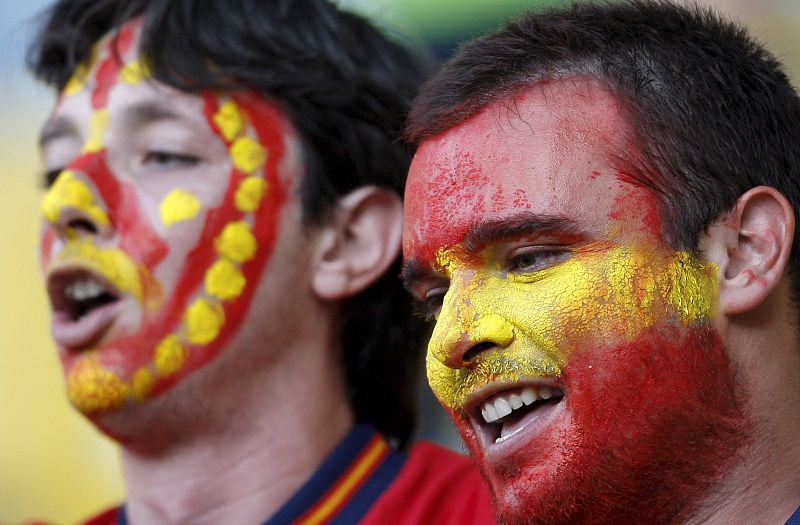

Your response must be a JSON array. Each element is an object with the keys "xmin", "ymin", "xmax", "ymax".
[{"xmin": 28, "ymin": 0, "xmax": 494, "ymax": 523}]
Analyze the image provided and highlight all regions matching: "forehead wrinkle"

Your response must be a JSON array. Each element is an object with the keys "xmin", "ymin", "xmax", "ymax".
[{"xmin": 463, "ymin": 212, "xmax": 587, "ymax": 254}]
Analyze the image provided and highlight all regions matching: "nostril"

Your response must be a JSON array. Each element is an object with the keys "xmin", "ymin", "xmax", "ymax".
[
  {"xmin": 463, "ymin": 341, "xmax": 495, "ymax": 363},
  {"xmin": 67, "ymin": 218, "xmax": 98, "ymax": 234}
]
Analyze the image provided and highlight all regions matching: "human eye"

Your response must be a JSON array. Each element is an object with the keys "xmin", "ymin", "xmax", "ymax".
[
  {"xmin": 506, "ymin": 246, "xmax": 570, "ymax": 274},
  {"xmin": 142, "ymin": 150, "xmax": 200, "ymax": 169},
  {"xmin": 413, "ymin": 285, "xmax": 448, "ymax": 321}
]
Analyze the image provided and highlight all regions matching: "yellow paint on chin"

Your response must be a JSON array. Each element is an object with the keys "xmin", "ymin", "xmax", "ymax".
[
  {"xmin": 426, "ymin": 245, "xmax": 717, "ymax": 410},
  {"xmin": 41, "ymin": 170, "xmax": 110, "ymax": 227},
  {"xmin": 184, "ymin": 298, "xmax": 225, "ymax": 345},
  {"xmin": 160, "ymin": 189, "xmax": 202, "ymax": 227},
  {"xmin": 234, "ymin": 176, "xmax": 268, "ymax": 212},
  {"xmin": 205, "ymin": 259, "xmax": 246, "ymax": 300},
  {"xmin": 231, "ymin": 136, "xmax": 267, "ymax": 174},
  {"xmin": 82, "ymin": 109, "xmax": 110, "ymax": 154},
  {"xmin": 214, "ymin": 221, "xmax": 257, "ymax": 263},
  {"xmin": 154, "ymin": 335, "xmax": 187, "ymax": 377},
  {"xmin": 214, "ymin": 100, "xmax": 246, "ymax": 142},
  {"xmin": 67, "ymin": 357, "xmax": 129, "ymax": 413},
  {"xmin": 53, "ymin": 239, "xmax": 143, "ymax": 302}
]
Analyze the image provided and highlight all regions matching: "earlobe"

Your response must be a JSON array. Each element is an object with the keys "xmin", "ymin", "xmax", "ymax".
[
  {"xmin": 311, "ymin": 186, "xmax": 403, "ymax": 300},
  {"xmin": 703, "ymin": 186, "xmax": 795, "ymax": 315}
]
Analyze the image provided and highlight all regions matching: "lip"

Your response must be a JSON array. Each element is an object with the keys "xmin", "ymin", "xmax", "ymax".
[
  {"xmin": 464, "ymin": 377, "xmax": 565, "ymax": 460},
  {"xmin": 46, "ymin": 265, "xmax": 125, "ymax": 352}
]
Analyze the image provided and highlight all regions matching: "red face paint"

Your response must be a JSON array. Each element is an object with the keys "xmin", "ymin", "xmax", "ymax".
[
  {"xmin": 403, "ymin": 79, "xmax": 750, "ymax": 524},
  {"xmin": 39, "ymin": 20, "xmax": 296, "ymax": 414}
]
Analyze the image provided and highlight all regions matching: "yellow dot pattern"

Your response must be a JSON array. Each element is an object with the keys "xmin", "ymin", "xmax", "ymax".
[
  {"xmin": 205, "ymin": 259, "xmax": 247, "ymax": 300},
  {"xmin": 86, "ymin": 97, "xmax": 274, "ymax": 405},
  {"xmin": 214, "ymin": 221, "xmax": 257, "ymax": 263},
  {"xmin": 160, "ymin": 189, "xmax": 202, "ymax": 227},
  {"xmin": 235, "ymin": 176, "xmax": 268, "ymax": 212},
  {"xmin": 231, "ymin": 136, "xmax": 267, "ymax": 174},
  {"xmin": 67, "ymin": 357, "xmax": 129, "ymax": 414},
  {"xmin": 214, "ymin": 100, "xmax": 246, "ymax": 142},
  {"xmin": 184, "ymin": 298, "xmax": 225, "ymax": 345},
  {"xmin": 41, "ymin": 170, "xmax": 111, "ymax": 227},
  {"xmin": 154, "ymin": 335, "xmax": 187, "ymax": 377}
]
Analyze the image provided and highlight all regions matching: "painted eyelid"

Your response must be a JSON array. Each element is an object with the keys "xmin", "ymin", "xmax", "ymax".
[{"xmin": 502, "ymin": 248, "xmax": 572, "ymax": 281}]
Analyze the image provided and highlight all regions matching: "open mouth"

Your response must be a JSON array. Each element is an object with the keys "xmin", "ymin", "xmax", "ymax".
[
  {"xmin": 471, "ymin": 383, "xmax": 565, "ymax": 446},
  {"xmin": 47, "ymin": 269, "xmax": 122, "ymax": 350}
]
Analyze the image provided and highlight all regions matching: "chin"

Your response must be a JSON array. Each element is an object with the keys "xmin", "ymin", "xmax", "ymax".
[{"xmin": 461, "ymin": 326, "xmax": 751, "ymax": 525}]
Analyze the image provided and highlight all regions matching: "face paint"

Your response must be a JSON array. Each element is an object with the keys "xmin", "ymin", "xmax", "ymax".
[
  {"xmin": 39, "ymin": 20, "xmax": 297, "ymax": 415},
  {"xmin": 402, "ymin": 80, "xmax": 750, "ymax": 524}
]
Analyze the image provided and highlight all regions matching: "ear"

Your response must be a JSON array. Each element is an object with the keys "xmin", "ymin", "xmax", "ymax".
[
  {"xmin": 700, "ymin": 186, "xmax": 795, "ymax": 315},
  {"xmin": 311, "ymin": 186, "xmax": 403, "ymax": 300}
]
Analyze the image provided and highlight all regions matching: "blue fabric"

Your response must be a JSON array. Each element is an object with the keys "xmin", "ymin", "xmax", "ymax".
[
  {"xmin": 264, "ymin": 423, "xmax": 406, "ymax": 525},
  {"xmin": 785, "ymin": 506, "xmax": 800, "ymax": 525}
]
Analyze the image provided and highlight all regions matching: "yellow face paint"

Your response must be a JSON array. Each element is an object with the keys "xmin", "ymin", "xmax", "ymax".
[
  {"xmin": 184, "ymin": 298, "xmax": 225, "ymax": 345},
  {"xmin": 51, "ymin": 239, "xmax": 143, "ymax": 301},
  {"xmin": 231, "ymin": 136, "xmax": 268, "ymax": 173},
  {"xmin": 159, "ymin": 189, "xmax": 202, "ymax": 227},
  {"xmin": 205, "ymin": 259, "xmax": 247, "ymax": 300},
  {"xmin": 427, "ymin": 245, "xmax": 717, "ymax": 410},
  {"xmin": 42, "ymin": 170, "xmax": 110, "ymax": 227},
  {"xmin": 154, "ymin": 335, "xmax": 187, "ymax": 377},
  {"xmin": 132, "ymin": 368, "xmax": 154, "ymax": 400},
  {"xmin": 118, "ymin": 58, "xmax": 151, "ymax": 84},
  {"xmin": 214, "ymin": 221, "xmax": 257, "ymax": 263},
  {"xmin": 67, "ymin": 357, "xmax": 129, "ymax": 413},
  {"xmin": 82, "ymin": 109, "xmax": 110, "ymax": 154},
  {"xmin": 234, "ymin": 176, "xmax": 268, "ymax": 212},
  {"xmin": 214, "ymin": 100, "xmax": 246, "ymax": 142}
]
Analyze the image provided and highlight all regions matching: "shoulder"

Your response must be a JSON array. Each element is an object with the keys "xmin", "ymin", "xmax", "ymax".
[{"xmin": 360, "ymin": 441, "xmax": 496, "ymax": 525}]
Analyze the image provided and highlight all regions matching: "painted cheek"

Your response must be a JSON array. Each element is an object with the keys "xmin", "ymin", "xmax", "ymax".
[{"xmin": 427, "ymin": 246, "xmax": 717, "ymax": 412}]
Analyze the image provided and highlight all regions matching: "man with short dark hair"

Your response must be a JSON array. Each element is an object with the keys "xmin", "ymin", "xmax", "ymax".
[
  {"xmin": 28, "ymin": 0, "xmax": 495, "ymax": 523},
  {"xmin": 402, "ymin": 2, "xmax": 800, "ymax": 524}
]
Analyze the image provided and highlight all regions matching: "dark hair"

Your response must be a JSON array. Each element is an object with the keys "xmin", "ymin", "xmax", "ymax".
[
  {"xmin": 408, "ymin": 0, "xmax": 800, "ymax": 301},
  {"xmin": 30, "ymin": 0, "xmax": 431, "ymax": 446}
]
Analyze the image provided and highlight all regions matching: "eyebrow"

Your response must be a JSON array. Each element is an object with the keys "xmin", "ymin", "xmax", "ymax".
[
  {"xmin": 39, "ymin": 117, "xmax": 79, "ymax": 147},
  {"xmin": 401, "ymin": 211, "xmax": 587, "ymax": 290},
  {"xmin": 121, "ymin": 100, "xmax": 192, "ymax": 127}
]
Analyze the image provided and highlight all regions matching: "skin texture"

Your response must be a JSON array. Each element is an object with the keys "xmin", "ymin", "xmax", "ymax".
[
  {"xmin": 403, "ymin": 80, "xmax": 751, "ymax": 524},
  {"xmin": 39, "ymin": 20, "xmax": 298, "ymax": 417}
]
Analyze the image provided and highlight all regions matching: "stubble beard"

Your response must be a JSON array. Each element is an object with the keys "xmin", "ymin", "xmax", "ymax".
[{"xmin": 467, "ymin": 325, "xmax": 751, "ymax": 525}]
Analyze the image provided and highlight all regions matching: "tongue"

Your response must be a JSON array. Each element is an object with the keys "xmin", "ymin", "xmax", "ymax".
[{"xmin": 499, "ymin": 398, "xmax": 560, "ymax": 440}]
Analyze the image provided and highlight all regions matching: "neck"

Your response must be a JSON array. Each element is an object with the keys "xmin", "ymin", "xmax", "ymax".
[
  {"xmin": 104, "ymin": 323, "xmax": 353, "ymax": 525},
  {"xmin": 687, "ymin": 284, "xmax": 800, "ymax": 525}
]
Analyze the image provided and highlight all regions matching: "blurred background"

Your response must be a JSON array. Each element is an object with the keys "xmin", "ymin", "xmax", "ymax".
[{"xmin": 2, "ymin": 0, "xmax": 800, "ymax": 522}]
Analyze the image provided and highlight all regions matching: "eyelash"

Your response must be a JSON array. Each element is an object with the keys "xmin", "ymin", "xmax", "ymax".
[
  {"xmin": 142, "ymin": 150, "xmax": 200, "ymax": 168},
  {"xmin": 506, "ymin": 247, "xmax": 569, "ymax": 274},
  {"xmin": 413, "ymin": 287, "xmax": 447, "ymax": 322}
]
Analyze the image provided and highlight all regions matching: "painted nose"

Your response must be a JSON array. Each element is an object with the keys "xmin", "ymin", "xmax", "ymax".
[
  {"xmin": 41, "ymin": 168, "xmax": 112, "ymax": 241},
  {"xmin": 428, "ymin": 271, "xmax": 515, "ymax": 368}
]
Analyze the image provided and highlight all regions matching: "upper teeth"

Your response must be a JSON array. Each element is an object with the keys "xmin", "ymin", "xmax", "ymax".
[
  {"xmin": 480, "ymin": 385, "xmax": 563, "ymax": 424},
  {"xmin": 65, "ymin": 279, "xmax": 105, "ymax": 302}
]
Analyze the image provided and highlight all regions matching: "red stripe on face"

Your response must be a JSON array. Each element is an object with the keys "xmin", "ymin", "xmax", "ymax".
[{"xmin": 90, "ymin": 21, "xmax": 138, "ymax": 110}]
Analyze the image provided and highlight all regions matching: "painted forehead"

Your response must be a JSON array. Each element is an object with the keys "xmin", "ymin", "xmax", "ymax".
[{"xmin": 403, "ymin": 80, "xmax": 638, "ymax": 262}]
